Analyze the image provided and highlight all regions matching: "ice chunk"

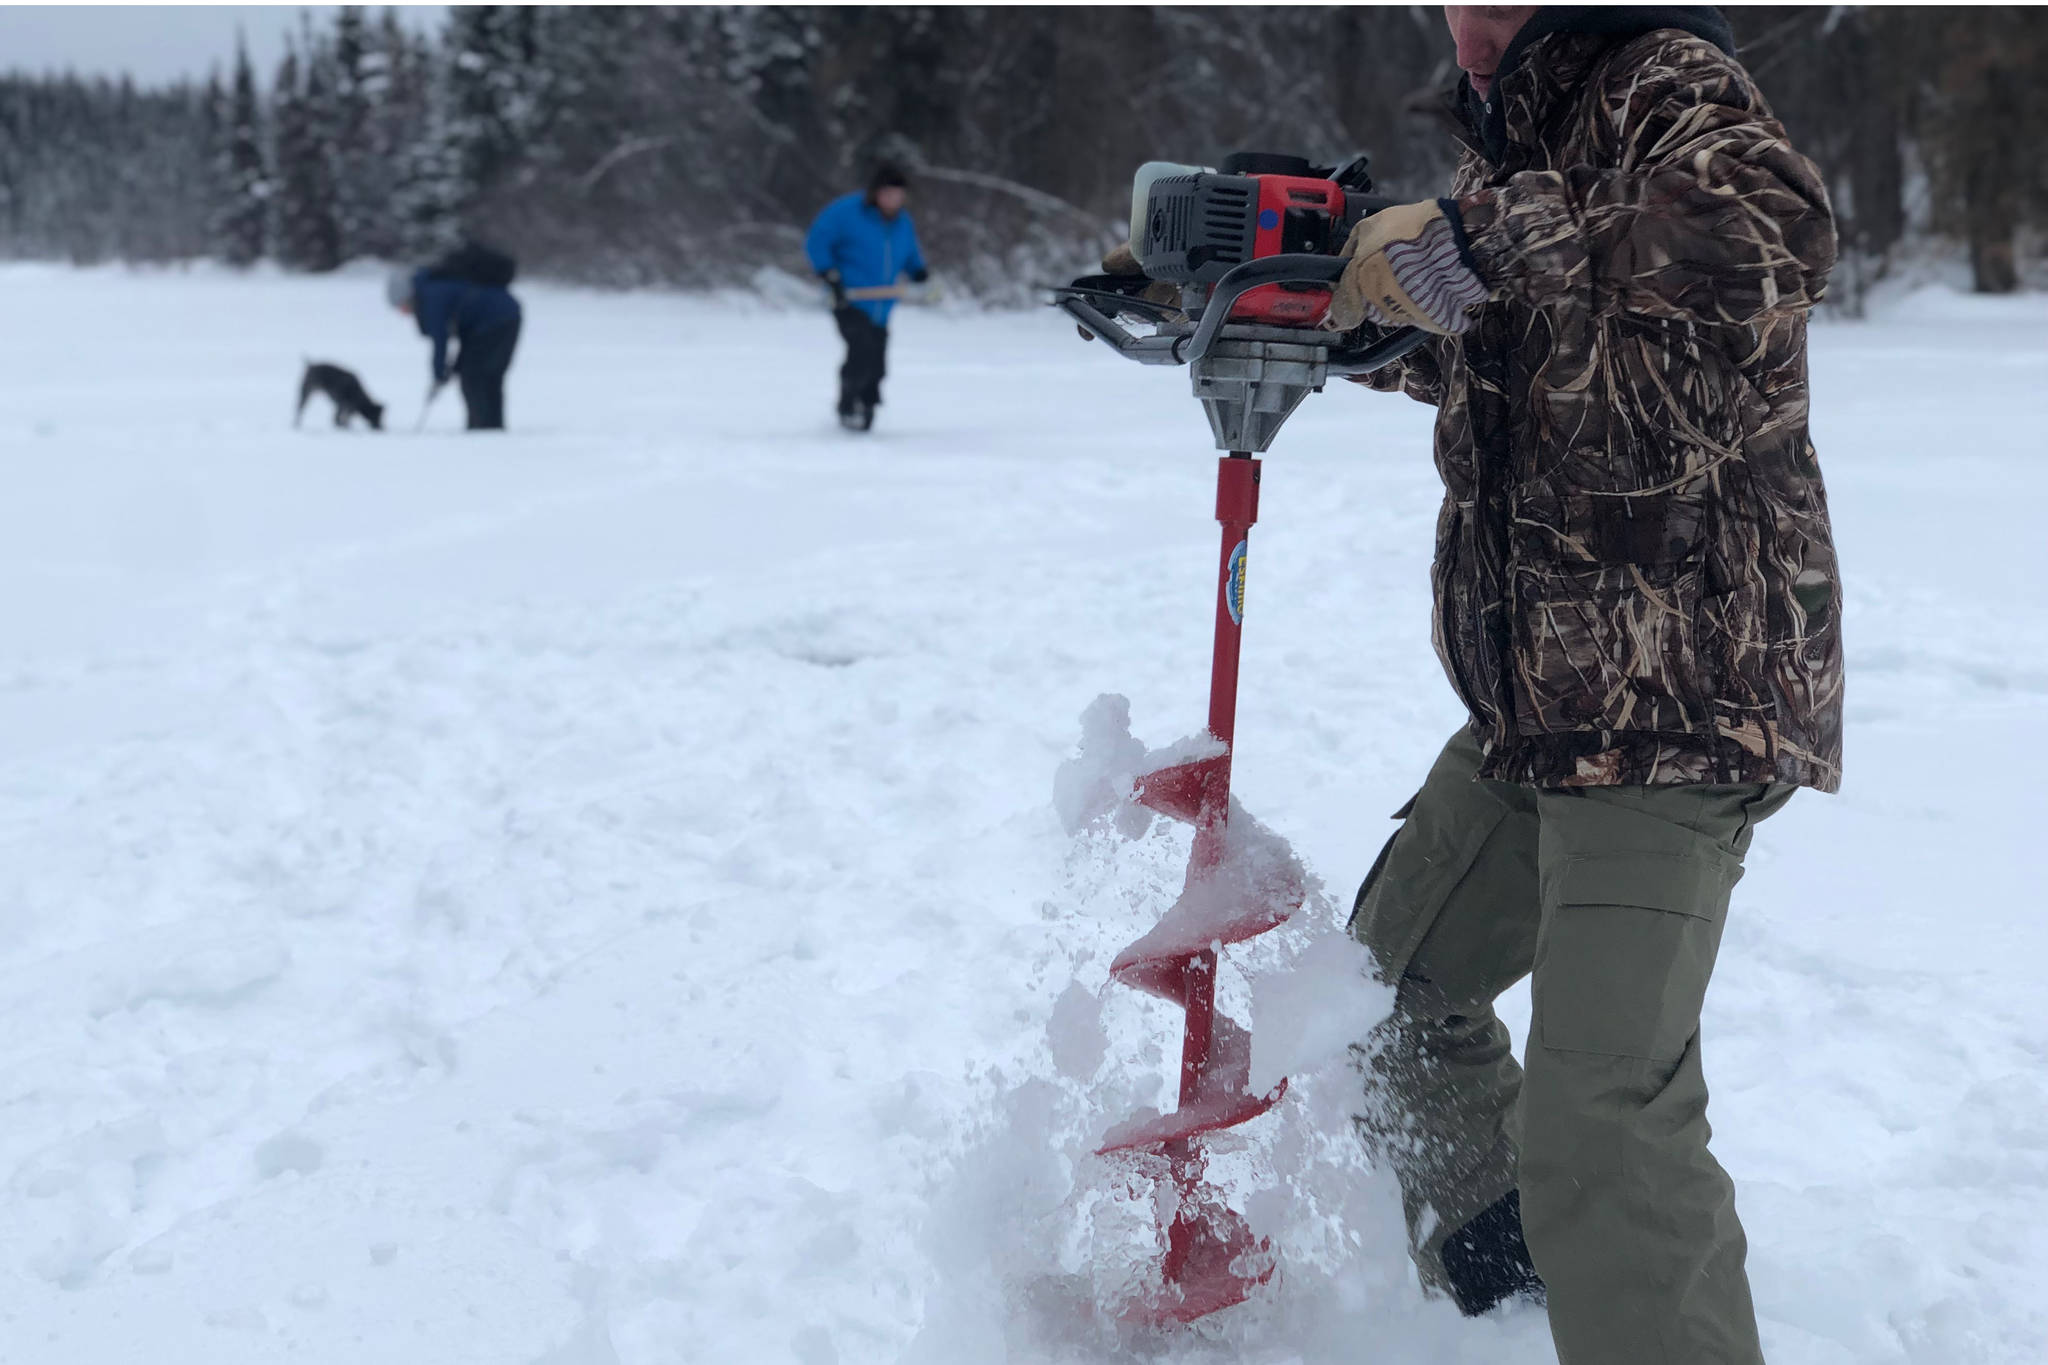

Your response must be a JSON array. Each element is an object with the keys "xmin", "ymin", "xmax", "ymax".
[
  {"xmin": 1046, "ymin": 981, "xmax": 1107, "ymax": 1081},
  {"xmin": 1051, "ymin": 694, "xmax": 1152, "ymax": 838},
  {"xmin": 1111, "ymin": 799, "xmax": 1304, "ymax": 970},
  {"xmin": 1248, "ymin": 927, "xmax": 1394, "ymax": 1097}
]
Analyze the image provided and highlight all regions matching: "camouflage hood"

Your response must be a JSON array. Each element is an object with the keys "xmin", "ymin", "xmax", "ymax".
[
  {"xmin": 1362, "ymin": 20, "xmax": 1845, "ymax": 791},
  {"xmin": 1467, "ymin": 7, "xmax": 1735, "ymax": 163}
]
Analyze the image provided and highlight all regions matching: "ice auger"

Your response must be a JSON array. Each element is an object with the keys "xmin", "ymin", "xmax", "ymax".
[{"xmin": 1050, "ymin": 152, "xmax": 1425, "ymax": 1326}]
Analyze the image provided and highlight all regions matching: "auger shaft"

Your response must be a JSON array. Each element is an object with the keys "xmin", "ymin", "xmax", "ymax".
[{"xmin": 1178, "ymin": 453, "xmax": 1259, "ymax": 1103}]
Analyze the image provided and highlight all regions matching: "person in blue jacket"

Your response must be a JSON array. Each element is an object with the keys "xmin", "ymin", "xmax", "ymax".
[
  {"xmin": 386, "ymin": 251, "xmax": 523, "ymax": 431},
  {"xmin": 804, "ymin": 163, "xmax": 928, "ymax": 431}
]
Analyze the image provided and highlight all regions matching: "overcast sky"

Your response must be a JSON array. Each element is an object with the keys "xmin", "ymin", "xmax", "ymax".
[{"xmin": 0, "ymin": 6, "xmax": 445, "ymax": 86}]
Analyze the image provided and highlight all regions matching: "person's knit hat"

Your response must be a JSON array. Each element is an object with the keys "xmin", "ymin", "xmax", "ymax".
[{"xmin": 867, "ymin": 162, "xmax": 910, "ymax": 195}]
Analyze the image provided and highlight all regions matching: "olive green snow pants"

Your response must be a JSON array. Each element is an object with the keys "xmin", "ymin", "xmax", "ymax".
[{"xmin": 1349, "ymin": 728, "xmax": 1793, "ymax": 1365}]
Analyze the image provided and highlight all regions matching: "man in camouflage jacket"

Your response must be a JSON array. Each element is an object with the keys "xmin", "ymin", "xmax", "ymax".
[{"xmin": 1337, "ymin": 7, "xmax": 1843, "ymax": 1363}]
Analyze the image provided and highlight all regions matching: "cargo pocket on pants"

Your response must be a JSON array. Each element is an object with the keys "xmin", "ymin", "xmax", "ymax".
[
  {"xmin": 1346, "ymin": 790, "xmax": 1419, "ymax": 939},
  {"xmin": 1533, "ymin": 852, "xmax": 1734, "ymax": 1061},
  {"xmin": 1352, "ymin": 793, "xmax": 1512, "ymax": 987}
]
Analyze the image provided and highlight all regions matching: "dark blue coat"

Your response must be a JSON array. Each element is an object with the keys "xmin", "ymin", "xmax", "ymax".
[
  {"xmin": 411, "ymin": 269, "xmax": 522, "ymax": 383},
  {"xmin": 804, "ymin": 192, "xmax": 926, "ymax": 325}
]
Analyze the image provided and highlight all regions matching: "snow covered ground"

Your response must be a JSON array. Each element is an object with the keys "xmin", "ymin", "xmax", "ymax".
[{"xmin": 0, "ymin": 263, "xmax": 2042, "ymax": 1364}]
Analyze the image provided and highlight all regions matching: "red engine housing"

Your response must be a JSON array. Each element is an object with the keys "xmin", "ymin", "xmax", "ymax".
[{"xmin": 1229, "ymin": 174, "xmax": 1349, "ymax": 326}]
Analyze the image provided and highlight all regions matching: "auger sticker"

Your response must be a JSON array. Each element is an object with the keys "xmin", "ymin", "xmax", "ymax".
[{"xmin": 1226, "ymin": 540, "xmax": 1248, "ymax": 624}]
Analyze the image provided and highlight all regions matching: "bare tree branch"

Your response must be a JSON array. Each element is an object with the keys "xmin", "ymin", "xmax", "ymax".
[
  {"xmin": 576, "ymin": 134, "xmax": 675, "ymax": 195},
  {"xmin": 913, "ymin": 165, "xmax": 1117, "ymax": 233}
]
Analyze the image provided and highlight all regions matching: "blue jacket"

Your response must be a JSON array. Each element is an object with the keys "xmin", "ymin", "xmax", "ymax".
[
  {"xmin": 412, "ymin": 269, "xmax": 522, "ymax": 383},
  {"xmin": 804, "ymin": 192, "xmax": 926, "ymax": 326}
]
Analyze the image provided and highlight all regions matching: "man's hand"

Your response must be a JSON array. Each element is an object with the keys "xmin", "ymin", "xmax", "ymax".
[
  {"xmin": 820, "ymin": 267, "xmax": 846, "ymax": 307},
  {"xmin": 908, "ymin": 266, "xmax": 930, "ymax": 285},
  {"xmin": 1326, "ymin": 200, "xmax": 1488, "ymax": 336},
  {"xmin": 1073, "ymin": 242, "xmax": 1184, "ymax": 342},
  {"xmin": 1100, "ymin": 242, "xmax": 1181, "ymax": 309}
]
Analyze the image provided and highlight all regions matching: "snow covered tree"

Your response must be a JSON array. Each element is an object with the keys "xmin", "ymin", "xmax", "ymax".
[
  {"xmin": 440, "ymin": 6, "xmax": 553, "ymax": 219},
  {"xmin": 199, "ymin": 69, "xmax": 225, "ymax": 210},
  {"xmin": 271, "ymin": 41, "xmax": 342, "ymax": 272},
  {"xmin": 327, "ymin": 5, "xmax": 380, "ymax": 261},
  {"xmin": 120, "ymin": 77, "xmax": 211, "ymax": 261},
  {"xmin": 215, "ymin": 38, "xmax": 269, "ymax": 266},
  {"xmin": 384, "ymin": 26, "xmax": 464, "ymax": 261}
]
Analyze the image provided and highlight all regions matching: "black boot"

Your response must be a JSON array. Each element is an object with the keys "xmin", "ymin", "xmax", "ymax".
[{"xmin": 1441, "ymin": 1189, "xmax": 1546, "ymax": 1316}]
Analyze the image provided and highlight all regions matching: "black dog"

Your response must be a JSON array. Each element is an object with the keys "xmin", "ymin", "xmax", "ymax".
[{"xmin": 296, "ymin": 361, "xmax": 385, "ymax": 430}]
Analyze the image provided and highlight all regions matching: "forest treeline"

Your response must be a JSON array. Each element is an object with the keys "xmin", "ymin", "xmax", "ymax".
[{"xmin": 2, "ymin": 6, "xmax": 2042, "ymax": 302}]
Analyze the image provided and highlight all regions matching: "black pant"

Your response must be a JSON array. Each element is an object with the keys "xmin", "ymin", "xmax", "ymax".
[
  {"xmin": 834, "ymin": 306, "xmax": 889, "ymax": 412},
  {"xmin": 455, "ymin": 318, "xmax": 521, "ymax": 431}
]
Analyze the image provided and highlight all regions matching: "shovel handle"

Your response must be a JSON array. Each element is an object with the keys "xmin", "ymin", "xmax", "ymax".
[
  {"xmin": 841, "ymin": 283, "xmax": 939, "ymax": 302},
  {"xmin": 415, "ymin": 378, "xmax": 443, "ymax": 432}
]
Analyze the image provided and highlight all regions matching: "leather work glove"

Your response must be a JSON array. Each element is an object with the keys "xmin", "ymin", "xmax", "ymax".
[
  {"xmin": 1325, "ymin": 199, "xmax": 1488, "ymax": 336},
  {"xmin": 1073, "ymin": 241, "xmax": 1186, "ymax": 341},
  {"xmin": 1100, "ymin": 242, "xmax": 1181, "ymax": 308}
]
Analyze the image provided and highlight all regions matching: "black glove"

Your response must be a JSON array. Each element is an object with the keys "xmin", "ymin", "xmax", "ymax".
[
  {"xmin": 908, "ymin": 266, "xmax": 930, "ymax": 285},
  {"xmin": 820, "ymin": 268, "xmax": 846, "ymax": 307}
]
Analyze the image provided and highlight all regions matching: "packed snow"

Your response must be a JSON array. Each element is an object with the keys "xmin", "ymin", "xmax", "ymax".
[{"xmin": 0, "ymin": 262, "xmax": 2043, "ymax": 1364}]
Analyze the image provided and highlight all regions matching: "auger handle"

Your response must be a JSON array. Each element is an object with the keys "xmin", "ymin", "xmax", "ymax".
[
  {"xmin": 1056, "ymin": 292, "xmax": 1189, "ymax": 366},
  {"xmin": 1057, "ymin": 254, "xmax": 1432, "ymax": 374},
  {"xmin": 1186, "ymin": 254, "xmax": 1430, "ymax": 375}
]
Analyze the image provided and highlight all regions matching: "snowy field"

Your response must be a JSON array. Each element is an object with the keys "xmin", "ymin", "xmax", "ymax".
[{"xmin": 0, "ymin": 263, "xmax": 2043, "ymax": 1364}]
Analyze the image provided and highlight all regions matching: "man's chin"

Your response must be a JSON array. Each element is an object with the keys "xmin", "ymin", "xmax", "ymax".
[{"xmin": 1470, "ymin": 76, "xmax": 1494, "ymax": 100}]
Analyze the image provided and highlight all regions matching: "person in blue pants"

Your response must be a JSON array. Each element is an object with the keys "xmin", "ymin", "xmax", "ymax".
[
  {"xmin": 387, "ymin": 253, "xmax": 523, "ymax": 431},
  {"xmin": 804, "ymin": 164, "xmax": 928, "ymax": 431}
]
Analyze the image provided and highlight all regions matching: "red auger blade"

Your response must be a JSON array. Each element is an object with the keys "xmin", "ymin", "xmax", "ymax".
[
  {"xmin": 1098, "ymin": 1079, "xmax": 1287, "ymax": 1154},
  {"xmin": 1132, "ymin": 753, "xmax": 1228, "ymax": 825},
  {"xmin": 1093, "ymin": 454, "xmax": 1299, "ymax": 1328},
  {"xmin": 1128, "ymin": 1200, "xmax": 1276, "ymax": 1327},
  {"xmin": 1098, "ymin": 999, "xmax": 1287, "ymax": 1153}
]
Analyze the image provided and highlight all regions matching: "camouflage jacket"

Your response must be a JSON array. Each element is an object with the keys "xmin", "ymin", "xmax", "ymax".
[{"xmin": 1361, "ymin": 27, "xmax": 1844, "ymax": 791}]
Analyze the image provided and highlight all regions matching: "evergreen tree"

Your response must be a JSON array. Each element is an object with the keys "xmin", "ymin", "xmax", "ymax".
[
  {"xmin": 328, "ymin": 5, "xmax": 383, "ymax": 260},
  {"xmin": 386, "ymin": 23, "xmax": 464, "ymax": 260},
  {"xmin": 217, "ymin": 38, "xmax": 269, "ymax": 266},
  {"xmin": 719, "ymin": 7, "xmax": 829, "ymax": 222},
  {"xmin": 271, "ymin": 42, "xmax": 342, "ymax": 271},
  {"xmin": 440, "ymin": 6, "xmax": 554, "ymax": 217},
  {"xmin": 122, "ymin": 77, "xmax": 211, "ymax": 260},
  {"xmin": 301, "ymin": 31, "xmax": 345, "ymax": 269},
  {"xmin": 200, "ymin": 69, "xmax": 225, "ymax": 208},
  {"xmin": 0, "ymin": 85, "xmax": 16, "ymax": 243}
]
